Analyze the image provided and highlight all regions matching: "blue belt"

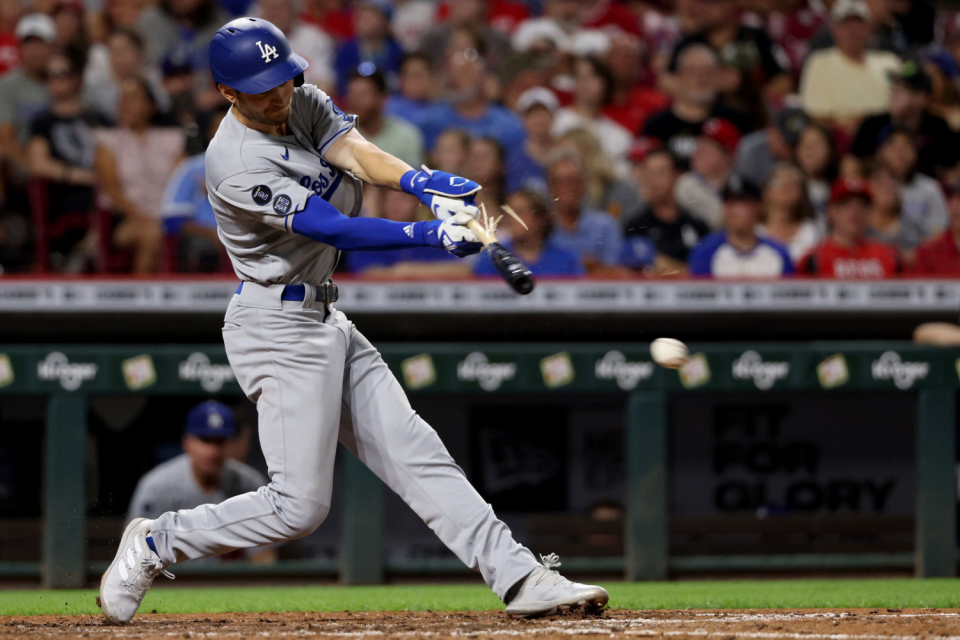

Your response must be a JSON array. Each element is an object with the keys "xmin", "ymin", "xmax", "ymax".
[{"xmin": 235, "ymin": 282, "xmax": 339, "ymax": 303}]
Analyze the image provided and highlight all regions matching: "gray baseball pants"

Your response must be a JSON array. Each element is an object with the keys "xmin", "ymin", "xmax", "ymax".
[{"xmin": 149, "ymin": 282, "xmax": 539, "ymax": 599}]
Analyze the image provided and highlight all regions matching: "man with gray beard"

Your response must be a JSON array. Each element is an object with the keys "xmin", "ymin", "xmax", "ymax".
[
  {"xmin": 642, "ymin": 43, "xmax": 750, "ymax": 170},
  {"xmin": 430, "ymin": 47, "xmax": 525, "ymax": 164}
]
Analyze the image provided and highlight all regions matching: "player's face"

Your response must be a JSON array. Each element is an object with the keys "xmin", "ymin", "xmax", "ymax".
[
  {"xmin": 183, "ymin": 435, "xmax": 229, "ymax": 479},
  {"xmin": 233, "ymin": 79, "xmax": 295, "ymax": 127}
]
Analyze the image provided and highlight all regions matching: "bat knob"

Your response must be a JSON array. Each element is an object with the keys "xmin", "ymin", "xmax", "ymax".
[{"xmin": 489, "ymin": 242, "xmax": 536, "ymax": 295}]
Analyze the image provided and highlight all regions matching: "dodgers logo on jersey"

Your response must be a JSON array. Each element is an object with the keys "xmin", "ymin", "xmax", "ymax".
[
  {"xmin": 273, "ymin": 194, "xmax": 292, "ymax": 214},
  {"xmin": 252, "ymin": 184, "xmax": 273, "ymax": 205}
]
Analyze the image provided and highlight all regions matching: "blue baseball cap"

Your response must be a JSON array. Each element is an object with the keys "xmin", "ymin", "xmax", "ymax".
[{"xmin": 184, "ymin": 401, "xmax": 237, "ymax": 439}]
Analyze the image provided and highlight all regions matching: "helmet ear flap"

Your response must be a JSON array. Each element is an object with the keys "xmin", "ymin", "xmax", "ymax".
[{"xmin": 294, "ymin": 73, "xmax": 304, "ymax": 87}]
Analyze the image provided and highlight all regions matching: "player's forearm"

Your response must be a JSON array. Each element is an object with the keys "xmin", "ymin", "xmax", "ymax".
[
  {"xmin": 291, "ymin": 195, "xmax": 439, "ymax": 251},
  {"xmin": 326, "ymin": 131, "xmax": 412, "ymax": 190}
]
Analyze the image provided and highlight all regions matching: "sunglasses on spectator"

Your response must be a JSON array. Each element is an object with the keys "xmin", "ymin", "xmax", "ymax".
[{"xmin": 48, "ymin": 67, "xmax": 74, "ymax": 79}]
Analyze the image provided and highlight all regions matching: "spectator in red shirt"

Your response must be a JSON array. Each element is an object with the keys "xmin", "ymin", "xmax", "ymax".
[
  {"xmin": 301, "ymin": 0, "xmax": 353, "ymax": 42},
  {"xmin": 0, "ymin": 0, "xmax": 19, "ymax": 78},
  {"xmin": 603, "ymin": 31, "xmax": 669, "ymax": 134},
  {"xmin": 797, "ymin": 177, "xmax": 901, "ymax": 278},
  {"xmin": 914, "ymin": 188, "xmax": 960, "ymax": 275}
]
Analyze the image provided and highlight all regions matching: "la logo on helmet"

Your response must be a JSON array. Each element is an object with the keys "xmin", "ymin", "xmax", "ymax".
[{"xmin": 256, "ymin": 41, "xmax": 279, "ymax": 63}]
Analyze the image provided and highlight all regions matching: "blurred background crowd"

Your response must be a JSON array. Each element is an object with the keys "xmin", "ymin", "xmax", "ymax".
[{"xmin": 4, "ymin": 0, "xmax": 960, "ymax": 280}]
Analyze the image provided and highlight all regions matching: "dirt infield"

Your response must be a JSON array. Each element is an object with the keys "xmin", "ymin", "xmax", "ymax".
[{"xmin": 1, "ymin": 608, "xmax": 959, "ymax": 640}]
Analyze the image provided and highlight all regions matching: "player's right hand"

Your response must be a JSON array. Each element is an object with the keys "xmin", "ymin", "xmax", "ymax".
[
  {"xmin": 401, "ymin": 166, "xmax": 482, "ymax": 221},
  {"xmin": 423, "ymin": 213, "xmax": 483, "ymax": 258}
]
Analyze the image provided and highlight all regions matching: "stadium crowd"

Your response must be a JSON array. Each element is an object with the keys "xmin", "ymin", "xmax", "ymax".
[{"xmin": 3, "ymin": 0, "xmax": 960, "ymax": 279}]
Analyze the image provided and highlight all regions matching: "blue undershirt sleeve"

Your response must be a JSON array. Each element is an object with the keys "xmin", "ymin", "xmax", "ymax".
[{"xmin": 290, "ymin": 195, "xmax": 440, "ymax": 251}]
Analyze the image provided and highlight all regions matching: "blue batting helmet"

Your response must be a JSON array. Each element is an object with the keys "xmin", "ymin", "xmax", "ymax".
[{"xmin": 209, "ymin": 17, "xmax": 308, "ymax": 94}]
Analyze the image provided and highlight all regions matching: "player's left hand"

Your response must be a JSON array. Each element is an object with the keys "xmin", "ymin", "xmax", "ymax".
[
  {"xmin": 401, "ymin": 166, "xmax": 481, "ymax": 221},
  {"xmin": 423, "ymin": 213, "xmax": 484, "ymax": 258}
]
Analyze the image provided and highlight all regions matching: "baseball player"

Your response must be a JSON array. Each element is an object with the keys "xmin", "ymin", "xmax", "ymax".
[{"xmin": 99, "ymin": 18, "xmax": 607, "ymax": 623}]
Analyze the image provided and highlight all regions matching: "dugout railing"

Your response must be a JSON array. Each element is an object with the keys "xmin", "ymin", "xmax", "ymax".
[{"xmin": 0, "ymin": 342, "xmax": 954, "ymax": 588}]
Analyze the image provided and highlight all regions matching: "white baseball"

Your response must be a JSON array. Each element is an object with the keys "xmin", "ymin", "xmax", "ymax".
[{"xmin": 650, "ymin": 338, "xmax": 689, "ymax": 369}]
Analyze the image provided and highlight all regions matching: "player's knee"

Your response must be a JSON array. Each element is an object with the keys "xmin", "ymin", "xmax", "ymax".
[{"xmin": 282, "ymin": 499, "xmax": 330, "ymax": 538}]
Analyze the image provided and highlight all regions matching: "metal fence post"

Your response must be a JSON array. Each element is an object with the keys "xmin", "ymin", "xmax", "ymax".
[
  {"xmin": 625, "ymin": 390, "xmax": 668, "ymax": 581},
  {"xmin": 340, "ymin": 450, "xmax": 384, "ymax": 584},
  {"xmin": 43, "ymin": 394, "xmax": 87, "ymax": 589},
  {"xmin": 915, "ymin": 388, "xmax": 957, "ymax": 578}
]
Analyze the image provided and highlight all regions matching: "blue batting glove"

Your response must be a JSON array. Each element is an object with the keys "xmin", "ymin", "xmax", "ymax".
[{"xmin": 401, "ymin": 166, "xmax": 481, "ymax": 221}]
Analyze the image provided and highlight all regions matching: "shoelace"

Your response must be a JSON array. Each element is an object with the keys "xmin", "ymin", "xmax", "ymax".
[
  {"xmin": 532, "ymin": 553, "xmax": 567, "ymax": 588},
  {"xmin": 142, "ymin": 557, "xmax": 175, "ymax": 582}
]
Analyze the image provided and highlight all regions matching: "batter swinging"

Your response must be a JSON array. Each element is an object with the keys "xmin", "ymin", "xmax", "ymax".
[{"xmin": 98, "ymin": 17, "xmax": 608, "ymax": 623}]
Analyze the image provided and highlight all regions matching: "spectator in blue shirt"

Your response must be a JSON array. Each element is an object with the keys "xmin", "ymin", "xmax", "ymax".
[
  {"xmin": 334, "ymin": 0, "xmax": 403, "ymax": 96},
  {"xmin": 384, "ymin": 52, "xmax": 444, "ymax": 146},
  {"xmin": 474, "ymin": 190, "xmax": 584, "ymax": 278},
  {"xmin": 346, "ymin": 190, "xmax": 468, "ymax": 277},
  {"xmin": 161, "ymin": 107, "xmax": 228, "ymax": 271},
  {"xmin": 504, "ymin": 87, "xmax": 557, "ymax": 195},
  {"xmin": 545, "ymin": 148, "xmax": 624, "ymax": 272},
  {"xmin": 688, "ymin": 176, "xmax": 795, "ymax": 278},
  {"xmin": 431, "ymin": 45, "xmax": 525, "ymax": 162}
]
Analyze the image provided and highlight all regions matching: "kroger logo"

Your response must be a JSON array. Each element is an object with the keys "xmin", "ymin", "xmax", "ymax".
[
  {"xmin": 871, "ymin": 351, "xmax": 929, "ymax": 390},
  {"xmin": 457, "ymin": 352, "xmax": 516, "ymax": 391},
  {"xmin": 731, "ymin": 350, "xmax": 790, "ymax": 390},
  {"xmin": 179, "ymin": 352, "xmax": 236, "ymax": 392},
  {"xmin": 38, "ymin": 352, "xmax": 98, "ymax": 391},
  {"xmin": 595, "ymin": 351, "xmax": 654, "ymax": 390}
]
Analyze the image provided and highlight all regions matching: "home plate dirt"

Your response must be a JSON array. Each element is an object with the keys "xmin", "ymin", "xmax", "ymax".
[{"xmin": 1, "ymin": 609, "xmax": 958, "ymax": 640}]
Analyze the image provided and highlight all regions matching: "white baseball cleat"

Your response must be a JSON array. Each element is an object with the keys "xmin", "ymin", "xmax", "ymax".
[
  {"xmin": 98, "ymin": 518, "xmax": 174, "ymax": 624},
  {"xmin": 505, "ymin": 554, "xmax": 609, "ymax": 618}
]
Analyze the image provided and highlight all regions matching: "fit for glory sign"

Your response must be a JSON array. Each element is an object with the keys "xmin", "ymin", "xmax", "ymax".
[{"xmin": 670, "ymin": 393, "xmax": 915, "ymax": 515}]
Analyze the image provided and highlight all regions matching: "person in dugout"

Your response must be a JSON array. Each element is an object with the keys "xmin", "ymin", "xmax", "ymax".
[{"xmin": 126, "ymin": 400, "xmax": 277, "ymax": 564}]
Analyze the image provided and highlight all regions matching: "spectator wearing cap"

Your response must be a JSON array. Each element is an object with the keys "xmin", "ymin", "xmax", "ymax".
[
  {"xmin": 675, "ymin": 117, "xmax": 740, "ymax": 230},
  {"xmin": 552, "ymin": 56, "xmax": 633, "ymax": 178},
  {"xmin": 797, "ymin": 177, "xmax": 901, "ymax": 278},
  {"xmin": 758, "ymin": 163, "xmax": 822, "ymax": 262},
  {"xmin": 623, "ymin": 145, "xmax": 710, "ymax": 272},
  {"xmin": 420, "ymin": 0, "xmax": 512, "ymax": 70},
  {"xmin": 688, "ymin": 176, "xmax": 794, "ymax": 278},
  {"xmin": 511, "ymin": 0, "xmax": 608, "ymax": 58},
  {"xmin": 851, "ymin": 61, "xmax": 955, "ymax": 178},
  {"xmin": 385, "ymin": 52, "xmax": 444, "ymax": 148},
  {"xmin": 866, "ymin": 163, "xmax": 926, "ymax": 267},
  {"xmin": 643, "ymin": 44, "xmax": 750, "ymax": 170},
  {"xmin": 83, "ymin": 28, "xmax": 169, "ymax": 122},
  {"xmin": 734, "ymin": 107, "xmax": 809, "ymax": 189},
  {"xmin": 432, "ymin": 49, "xmax": 525, "ymax": 165},
  {"xmin": 27, "ymin": 52, "xmax": 109, "ymax": 272},
  {"xmin": 914, "ymin": 188, "xmax": 960, "ymax": 276},
  {"xmin": 258, "ymin": 0, "xmax": 335, "ymax": 94},
  {"xmin": 347, "ymin": 189, "xmax": 465, "ymax": 277},
  {"xmin": 794, "ymin": 123, "xmax": 839, "ymax": 219},
  {"xmin": 799, "ymin": 0, "xmax": 901, "ymax": 132},
  {"xmin": 0, "ymin": 14, "xmax": 54, "ymax": 168},
  {"xmin": 334, "ymin": 0, "xmax": 403, "ymax": 97},
  {"xmin": 346, "ymin": 70, "xmax": 423, "ymax": 170},
  {"xmin": 603, "ymin": 32, "xmax": 669, "ymax": 135},
  {"xmin": 667, "ymin": 0, "xmax": 792, "ymax": 100},
  {"xmin": 876, "ymin": 127, "xmax": 947, "ymax": 237},
  {"xmin": 474, "ymin": 189, "xmax": 585, "ymax": 278},
  {"xmin": 545, "ymin": 147, "xmax": 624, "ymax": 272},
  {"xmin": 504, "ymin": 87, "xmax": 555, "ymax": 194},
  {"xmin": 807, "ymin": 0, "xmax": 933, "ymax": 57},
  {"xmin": 126, "ymin": 400, "xmax": 277, "ymax": 564}
]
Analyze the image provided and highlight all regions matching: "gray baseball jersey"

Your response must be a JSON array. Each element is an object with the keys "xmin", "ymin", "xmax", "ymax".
[
  {"xmin": 127, "ymin": 453, "xmax": 267, "ymax": 523},
  {"xmin": 206, "ymin": 84, "xmax": 362, "ymax": 285}
]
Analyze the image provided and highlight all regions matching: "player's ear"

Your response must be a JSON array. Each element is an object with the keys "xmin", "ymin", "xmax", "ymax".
[{"xmin": 216, "ymin": 82, "xmax": 238, "ymax": 105}]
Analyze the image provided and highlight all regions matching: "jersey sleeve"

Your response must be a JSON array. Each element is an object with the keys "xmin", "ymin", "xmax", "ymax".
[
  {"xmin": 297, "ymin": 84, "xmax": 357, "ymax": 158},
  {"xmin": 213, "ymin": 170, "xmax": 314, "ymax": 232}
]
